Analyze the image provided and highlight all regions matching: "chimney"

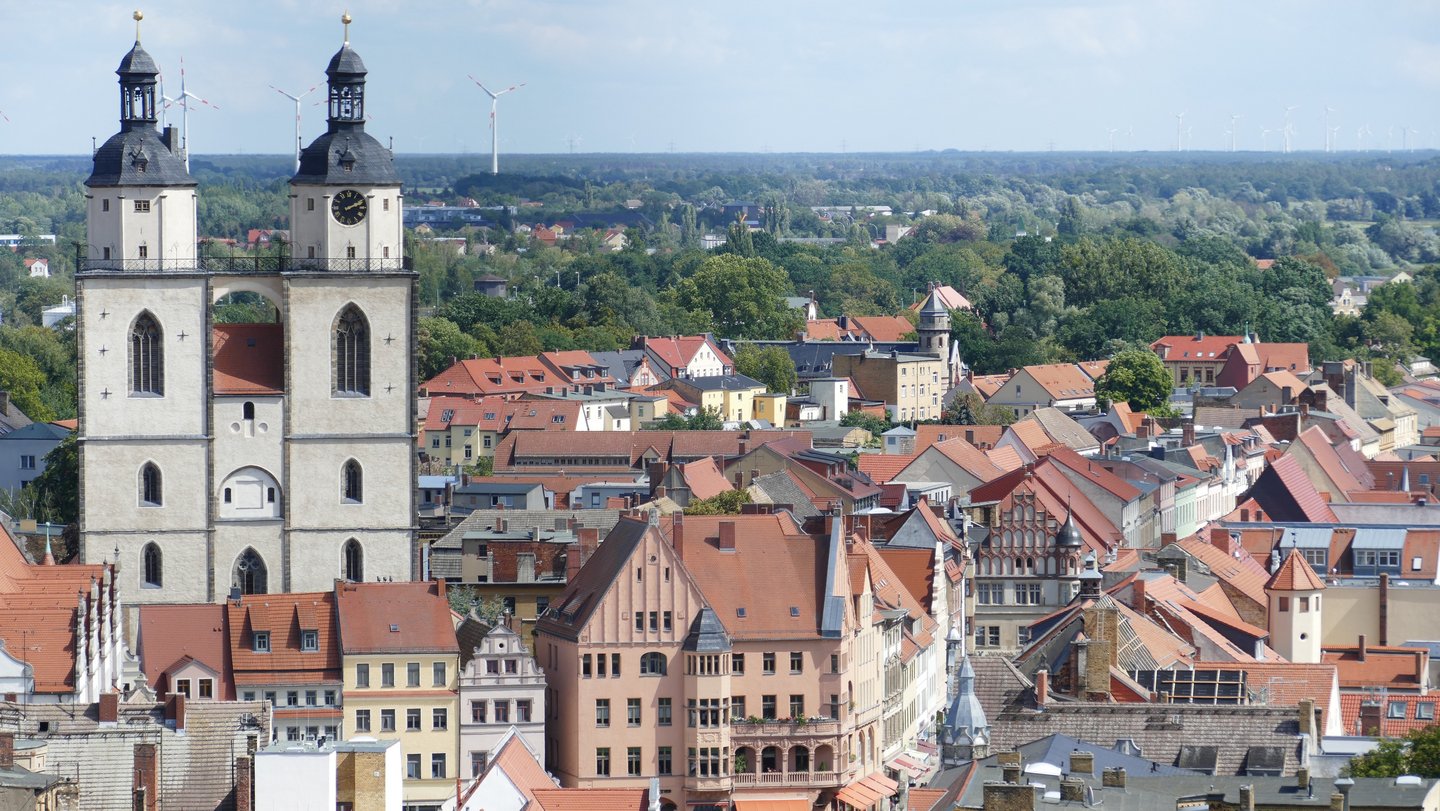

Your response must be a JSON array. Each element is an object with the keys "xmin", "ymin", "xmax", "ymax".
[
  {"xmin": 1380, "ymin": 572, "xmax": 1390, "ymax": 645},
  {"xmin": 1298, "ymin": 698, "xmax": 1316, "ymax": 737},
  {"xmin": 672, "ymin": 513, "xmax": 684, "ymax": 558},
  {"xmin": 166, "ymin": 693, "xmax": 187, "ymax": 732},
  {"xmin": 1358, "ymin": 634, "xmax": 1367, "ymax": 662},
  {"xmin": 718, "ymin": 521, "xmax": 737, "ymax": 551},
  {"xmin": 1182, "ymin": 418, "xmax": 1195, "ymax": 447},
  {"xmin": 133, "ymin": 743, "xmax": 160, "ymax": 811},
  {"xmin": 1101, "ymin": 767, "xmax": 1126, "ymax": 788},
  {"xmin": 99, "ymin": 692, "xmax": 120, "ymax": 723},
  {"xmin": 235, "ymin": 755, "xmax": 254, "ymax": 811},
  {"xmin": 1359, "ymin": 700, "xmax": 1382, "ymax": 735},
  {"xmin": 1059, "ymin": 778, "xmax": 1087, "ymax": 802},
  {"xmin": 1133, "ymin": 577, "xmax": 1147, "ymax": 609},
  {"xmin": 1034, "ymin": 668, "xmax": 1049, "ymax": 708},
  {"xmin": 0, "ymin": 732, "xmax": 12, "ymax": 769},
  {"xmin": 1330, "ymin": 793, "xmax": 1345, "ymax": 811},
  {"xmin": 982, "ymin": 781, "xmax": 1035, "ymax": 811},
  {"xmin": 1240, "ymin": 785, "xmax": 1256, "ymax": 811},
  {"xmin": 1211, "ymin": 526, "xmax": 1231, "ymax": 552},
  {"xmin": 1297, "ymin": 766, "xmax": 1310, "ymax": 792},
  {"xmin": 1136, "ymin": 421, "xmax": 1149, "ymax": 440},
  {"xmin": 1069, "ymin": 750, "xmax": 1094, "ymax": 776},
  {"xmin": 1000, "ymin": 762, "xmax": 1022, "ymax": 784}
]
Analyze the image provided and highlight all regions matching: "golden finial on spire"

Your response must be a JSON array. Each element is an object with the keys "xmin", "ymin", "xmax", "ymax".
[
  {"xmin": 342, "ymin": 11, "xmax": 352, "ymax": 45},
  {"xmin": 133, "ymin": 9, "xmax": 144, "ymax": 41}
]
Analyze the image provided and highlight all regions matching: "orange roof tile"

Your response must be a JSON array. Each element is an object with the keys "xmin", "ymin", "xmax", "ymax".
[
  {"xmin": 1338, "ymin": 693, "xmax": 1438, "ymax": 738},
  {"xmin": 531, "ymin": 788, "xmax": 648, "ymax": 811},
  {"xmin": 335, "ymin": 581, "xmax": 458, "ymax": 654},
  {"xmin": 1021, "ymin": 363, "xmax": 1097, "ymax": 400},
  {"xmin": 212, "ymin": 323, "xmax": 284, "ymax": 395},
  {"xmin": 857, "ymin": 454, "xmax": 917, "ymax": 484},
  {"xmin": 1322, "ymin": 645, "xmax": 1427, "ymax": 690},
  {"xmin": 1266, "ymin": 548, "xmax": 1325, "ymax": 592},
  {"xmin": 138, "ymin": 604, "xmax": 235, "ymax": 699},
  {"xmin": 679, "ymin": 456, "xmax": 734, "ymax": 501},
  {"xmin": 914, "ymin": 424, "xmax": 1005, "ymax": 452},
  {"xmin": 226, "ymin": 591, "xmax": 341, "ymax": 686}
]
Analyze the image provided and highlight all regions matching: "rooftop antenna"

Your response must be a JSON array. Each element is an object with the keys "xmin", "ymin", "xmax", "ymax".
[
  {"xmin": 270, "ymin": 83, "xmax": 320, "ymax": 173},
  {"xmin": 1174, "ymin": 112, "xmax": 1185, "ymax": 152},
  {"xmin": 162, "ymin": 56, "xmax": 219, "ymax": 172},
  {"xmin": 468, "ymin": 76, "xmax": 525, "ymax": 175}
]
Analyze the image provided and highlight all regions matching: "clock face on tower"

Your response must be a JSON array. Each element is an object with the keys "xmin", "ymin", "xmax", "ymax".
[{"xmin": 331, "ymin": 189, "xmax": 368, "ymax": 226}]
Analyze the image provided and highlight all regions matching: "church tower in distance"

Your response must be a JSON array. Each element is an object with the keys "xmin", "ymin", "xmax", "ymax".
[{"xmin": 78, "ymin": 13, "xmax": 417, "ymax": 609}]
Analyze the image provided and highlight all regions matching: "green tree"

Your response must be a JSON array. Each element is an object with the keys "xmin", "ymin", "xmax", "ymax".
[
  {"xmin": 725, "ymin": 213, "xmax": 755, "ymax": 257},
  {"xmin": 841, "ymin": 409, "xmax": 893, "ymax": 436},
  {"xmin": 733, "ymin": 345, "xmax": 798, "ymax": 394},
  {"xmin": 26, "ymin": 434, "xmax": 77, "ymax": 525},
  {"xmin": 942, "ymin": 392, "xmax": 1015, "ymax": 426},
  {"xmin": 684, "ymin": 488, "xmax": 751, "ymax": 515},
  {"xmin": 675, "ymin": 255, "xmax": 802, "ymax": 340},
  {"xmin": 1349, "ymin": 725, "xmax": 1440, "ymax": 778},
  {"xmin": 447, "ymin": 586, "xmax": 508, "ymax": 625},
  {"xmin": 0, "ymin": 347, "xmax": 55, "ymax": 422},
  {"xmin": 644, "ymin": 407, "xmax": 725, "ymax": 431},
  {"xmin": 417, "ymin": 317, "xmax": 483, "ymax": 380},
  {"xmin": 1094, "ymin": 348, "xmax": 1173, "ymax": 410}
]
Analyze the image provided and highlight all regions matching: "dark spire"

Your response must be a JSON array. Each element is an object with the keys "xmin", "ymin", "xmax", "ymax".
[{"xmin": 1055, "ymin": 504, "xmax": 1084, "ymax": 549}]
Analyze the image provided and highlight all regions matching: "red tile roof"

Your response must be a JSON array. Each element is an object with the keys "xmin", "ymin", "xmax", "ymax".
[
  {"xmin": 857, "ymin": 453, "xmax": 917, "ymax": 484},
  {"xmin": 212, "ymin": 323, "xmax": 284, "ymax": 395},
  {"xmin": 908, "ymin": 285, "xmax": 971, "ymax": 313},
  {"xmin": 531, "ymin": 789, "xmax": 648, "ymax": 811},
  {"xmin": 678, "ymin": 456, "xmax": 734, "ymax": 501},
  {"xmin": 914, "ymin": 424, "xmax": 1005, "ymax": 452},
  {"xmin": 677, "ymin": 514, "xmax": 829, "ymax": 641},
  {"xmin": 1021, "ymin": 363, "xmax": 1097, "ymax": 401},
  {"xmin": 1322, "ymin": 645, "xmax": 1427, "ymax": 690},
  {"xmin": 635, "ymin": 335, "xmax": 732, "ymax": 373},
  {"xmin": 138, "ymin": 604, "xmax": 235, "ymax": 699},
  {"xmin": 1151, "ymin": 334, "xmax": 1246, "ymax": 361},
  {"xmin": 1266, "ymin": 549, "xmax": 1325, "ymax": 592},
  {"xmin": 0, "ymin": 526, "xmax": 116, "ymax": 694},
  {"xmin": 421, "ymin": 356, "xmax": 568, "ymax": 397},
  {"xmin": 334, "ymin": 581, "xmax": 458, "ymax": 655},
  {"xmin": 805, "ymin": 315, "xmax": 915, "ymax": 343},
  {"xmin": 929, "ymin": 439, "xmax": 1006, "ymax": 483},
  {"xmin": 1338, "ymin": 693, "xmax": 1438, "ymax": 738},
  {"xmin": 227, "ymin": 591, "xmax": 341, "ymax": 686}
]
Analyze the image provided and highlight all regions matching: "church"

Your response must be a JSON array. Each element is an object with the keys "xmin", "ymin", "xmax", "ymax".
[{"xmin": 76, "ymin": 15, "xmax": 417, "ymax": 606}]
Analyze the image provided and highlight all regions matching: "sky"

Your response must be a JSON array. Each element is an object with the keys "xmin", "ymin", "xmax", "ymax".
[{"xmin": 4, "ymin": 0, "xmax": 1440, "ymax": 156}]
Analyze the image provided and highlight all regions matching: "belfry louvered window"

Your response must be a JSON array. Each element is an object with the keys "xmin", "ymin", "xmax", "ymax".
[
  {"xmin": 130, "ymin": 312, "xmax": 164, "ymax": 395},
  {"xmin": 333, "ymin": 305, "xmax": 370, "ymax": 395}
]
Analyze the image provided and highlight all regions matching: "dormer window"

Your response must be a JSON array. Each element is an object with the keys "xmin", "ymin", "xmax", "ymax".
[
  {"xmin": 301, "ymin": 630, "xmax": 319, "ymax": 652},
  {"xmin": 253, "ymin": 631, "xmax": 271, "ymax": 653},
  {"xmin": 338, "ymin": 148, "xmax": 357, "ymax": 172}
]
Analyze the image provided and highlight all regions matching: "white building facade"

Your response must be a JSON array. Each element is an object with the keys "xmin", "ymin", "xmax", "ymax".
[{"xmin": 458, "ymin": 625, "xmax": 547, "ymax": 776}]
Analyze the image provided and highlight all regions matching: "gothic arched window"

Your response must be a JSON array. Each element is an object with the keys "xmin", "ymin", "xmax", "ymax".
[
  {"xmin": 343, "ymin": 539, "xmax": 364, "ymax": 582},
  {"xmin": 140, "ymin": 462, "xmax": 162, "ymax": 506},
  {"xmin": 233, "ymin": 548, "xmax": 268, "ymax": 595},
  {"xmin": 142, "ymin": 543, "xmax": 162, "ymax": 588},
  {"xmin": 130, "ymin": 312, "xmax": 164, "ymax": 395},
  {"xmin": 342, "ymin": 460, "xmax": 363, "ymax": 504},
  {"xmin": 333, "ymin": 305, "xmax": 370, "ymax": 396}
]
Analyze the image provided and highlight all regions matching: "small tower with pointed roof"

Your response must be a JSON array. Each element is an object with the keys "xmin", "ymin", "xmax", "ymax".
[
  {"xmin": 917, "ymin": 282, "xmax": 951, "ymax": 359},
  {"xmin": 1265, "ymin": 548, "xmax": 1325, "ymax": 663},
  {"xmin": 941, "ymin": 654, "xmax": 989, "ymax": 765}
]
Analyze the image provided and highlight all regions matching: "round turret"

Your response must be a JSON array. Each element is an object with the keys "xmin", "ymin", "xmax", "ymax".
[{"xmin": 1055, "ymin": 513, "xmax": 1084, "ymax": 549}]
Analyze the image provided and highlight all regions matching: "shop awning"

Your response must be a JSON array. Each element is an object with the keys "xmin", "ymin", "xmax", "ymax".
[
  {"xmin": 835, "ymin": 772, "xmax": 900, "ymax": 809},
  {"xmin": 887, "ymin": 752, "xmax": 928, "ymax": 779},
  {"xmin": 733, "ymin": 800, "xmax": 811, "ymax": 811}
]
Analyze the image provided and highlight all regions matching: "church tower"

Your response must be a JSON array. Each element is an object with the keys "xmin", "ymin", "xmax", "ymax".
[
  {"xmin": 79, "ymin": 14, "xmax": 415, "ymax": 607},
  {"xmin": 916, "ymin": 282, "xmax": 951, "ymax": 359}
]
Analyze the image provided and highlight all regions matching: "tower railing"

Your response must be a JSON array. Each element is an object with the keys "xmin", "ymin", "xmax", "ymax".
[{"xmin": 76, "ymin": 246, "xmax": 412, "ymax": 274}]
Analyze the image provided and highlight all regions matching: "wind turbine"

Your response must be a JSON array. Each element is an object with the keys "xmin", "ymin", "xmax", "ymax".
[
  {"xmin": 270, "ymin": 84, "xmax": 319, "ymax": 174},
  {"xmin": 1356, "ymin": 124, "xmax": 1371, "ymax": 151},
  {"xmin": 1282, "ymin": 105, "xmax": 1299, "ymax": 154},
  {"xmin": 1175, "ymin": 112, "xmax": 1186, "ymax": 152},
  {"xmin": 0, "ymin": 110, "xmax": 8, "ymax": 124},
  {"xmin": 1324, "ymin": 105, "xmax": 1336, "ymax": 152},
  {"xmin": 161, "ymin": 57, "xmax": 219, "ymax": 172},
  {"xmin": 468, "ymin": 76, "xmax": 525, "ymax": 175},
  {"xmin": 1106, "ymin": 128, "xmax": 1119, "ymax": 152},
  {"xmin": 1227, "ymin": 113, "xmax": 1241, "ymax": 152},
  {"xmin": 1260, "ymin": 127, "xmax": 1273, "ymax": 151}
]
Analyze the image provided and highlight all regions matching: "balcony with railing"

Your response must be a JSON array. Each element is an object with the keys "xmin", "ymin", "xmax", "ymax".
[
  {"xmin": 732, "ymin": 739, "xmax": 845, "ymax": 790},
  {"xmin": 77, "ymin": 250, "xmax": 413, "ymax": 274}
]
